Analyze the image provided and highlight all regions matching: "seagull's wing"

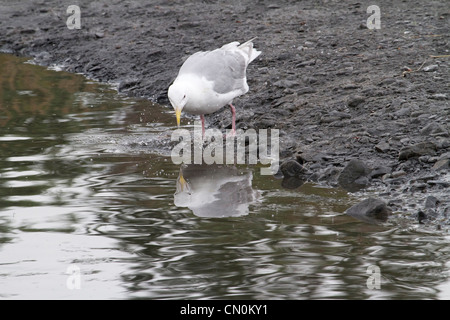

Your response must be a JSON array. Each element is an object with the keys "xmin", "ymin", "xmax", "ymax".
[{"xmin": 178, "ymin": 49, "xmax": 248, "ymax": 94}]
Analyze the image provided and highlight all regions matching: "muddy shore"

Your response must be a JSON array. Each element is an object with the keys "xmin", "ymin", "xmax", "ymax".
[{"xmin": 0, "ymin": 0, "xmax": 449, "ymax": 226}]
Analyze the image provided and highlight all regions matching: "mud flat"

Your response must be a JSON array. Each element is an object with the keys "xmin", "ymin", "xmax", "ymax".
[{"xmin": 1, "ymin": 0, "xmax": 448, "ymax": 227}]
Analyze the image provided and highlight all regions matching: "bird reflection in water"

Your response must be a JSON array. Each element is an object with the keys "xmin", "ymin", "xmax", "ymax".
[{"xmin": 174, "ymin": 164, "xmax": 258, "ymax": 217}]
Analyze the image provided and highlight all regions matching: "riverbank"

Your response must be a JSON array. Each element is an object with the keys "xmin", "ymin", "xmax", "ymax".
[{"xmin": 0, "ymin": 0, "xmax": 448, "ymax": 227}]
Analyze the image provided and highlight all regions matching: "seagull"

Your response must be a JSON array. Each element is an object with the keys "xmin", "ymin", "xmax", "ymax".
[
  {"xmin": 168, "ymin": 39, "xmax": 261, "ymax": 136},
  {"xmin": 174, "ymin": 164, "xmax": 258, "ymax": 217}
]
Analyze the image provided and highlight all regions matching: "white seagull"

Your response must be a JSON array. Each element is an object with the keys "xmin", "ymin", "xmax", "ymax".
[{"xmin": 168, "ymin": 39, "xmax": 261, "ymax": 135}]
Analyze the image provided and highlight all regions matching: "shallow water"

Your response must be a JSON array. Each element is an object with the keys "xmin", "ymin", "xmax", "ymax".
[{"xmin": 1, "ymin": 53, "xmax": 450, "ymax": 299}]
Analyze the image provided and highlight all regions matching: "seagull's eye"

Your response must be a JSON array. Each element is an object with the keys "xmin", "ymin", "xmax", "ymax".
[{"xmin": 183, "ymin": 95, "xmax": 186, "ymax": 100}]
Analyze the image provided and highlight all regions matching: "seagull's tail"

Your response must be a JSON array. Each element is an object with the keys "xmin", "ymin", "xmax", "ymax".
[{"xmin": 238, "ymin": 38, "xmax": 261, "ymax": 64}]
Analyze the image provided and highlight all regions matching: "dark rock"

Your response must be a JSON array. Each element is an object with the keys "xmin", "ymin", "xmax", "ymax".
[
  {"xmin": 338, "ymin": 159, "xmax": 372, "ymax": 192},
  {"xmin": 295, "ymin": 151, "xmax": 313, "ymax": 163},
  {"xmin": 410, "ymin": 182, "xmax": 427, "ymax": 192},
  {"xmin": 280, "ymin": 159, "xmax": 305, "ymax": 177},
  {"xmin": 418, "ymin": 210, "xmax": 427, "ymax": 224},
  {"xmin": 399, "ymin": 141, "xmax": 437, "ymax": 160},
  {"xmin": 426, "ymin": 180, "xmax": 450, "ymax": 188},
  {"xmin": 279, "ymin": 160, "xmax": 309, "ymax": 189},
  {"xmin": 118, "ymin": 78, "xmax": 141, "ymax": 92},
  {"xmin": 348, "ymin": 96, "xmax": 365, "ymax": 108},
  {"xmin": 345, "ymin": 198, "xmax": 391, "ymax": 224}
]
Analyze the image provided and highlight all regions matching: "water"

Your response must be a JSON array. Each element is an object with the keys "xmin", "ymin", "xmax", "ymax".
[{"xmin": 1, "ymin": 53, "xmax": 450, "ymax": 299}]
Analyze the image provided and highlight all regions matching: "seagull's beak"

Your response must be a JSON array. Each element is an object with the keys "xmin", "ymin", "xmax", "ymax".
[
  {"xmin": 175, "ymin": 107, "xmax": 181, "ymax": 127},
  {"xmin": 178, "ymin": 172, "xmax": 187, "ymax": 191}
]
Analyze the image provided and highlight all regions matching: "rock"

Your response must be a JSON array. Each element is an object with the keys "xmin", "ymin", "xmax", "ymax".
[
  {"xmin": 345, "ymin": 198, "xmax": 391, "ymax": 224},
  {"xmin": 273, "ymin": 79, "xmax": 298, "ymax": 89},
  {"xmin": 398, "ymin": 141, "xmax": 437, "ymax": 160},
  {"xmin": 329, "ymin": 110, "xmax": 351, "ymax": 119},
  {"xmin": 420, "ymin": 122, "xmax": 447, "ymax": 136},
  {"xmin": 348, "ymin": 96, "xmax": 365, "ymax": 108},
  {"xmin": 423, "ymin": 64, "xmax": 438, "ymax": 72},
  {"xmin": 281, "ymin": 176, "xmax": 306, "ymax": 189},
  {"xmin": 338, "ymin": 159, "xmax": 372, "ymax": 192},
  {"xmin": 410, "ymin": 182, "xmax": 427, "ymax": 192},
  {"xmin": 318, "ymin": 166, "xmax": 341, "ymax": 184},
  {"xmin": 369, "ymin": 166, "xmax": 392, "ymax": 178},
  {"xmin": 118, "ymin": 78, "xmax": 140, "ymax": 92},
  {"xmin": 375, "ymin": 141, "xmax": 390, "ymax": 153},
  {"xmin": 426, "ymin": 180, "xmax": 450, "ymax": 188},
  {"xmin": 394, "ymin": 107, "xmax": 411, "ymax": 117},
  {"xmin": 280, "ymin": 159, "xmax": 305, "ymax": 177},
  {"xmin": 279, "ymin": 160, "xmax": 309, "ymax": 189},
  {"xmin": 296, "ymin": 59, "xmax": 316, "ymax": 67},
  {"xmin": 297, "ymin": 87, "xmax": 317, "ymax": 95},
  {"xmin": 432, "ymin": 159, "xmax": 450, "ymax": 171},
  {"xmin": 439, "ymin": 152, "xmax": 450, "ymax": 160},
  {"xmin": 417, "ymin": 210, "xmax": 427, "ymax": 224},
  {"xmin": 424, "ymin": 196, "xmax": 439, "ymax": 209}
]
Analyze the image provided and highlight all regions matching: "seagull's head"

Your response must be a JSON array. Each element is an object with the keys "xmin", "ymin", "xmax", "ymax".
[{"xmin": 168, "ymin": 82, "xmax": 188, "ymax": 127}]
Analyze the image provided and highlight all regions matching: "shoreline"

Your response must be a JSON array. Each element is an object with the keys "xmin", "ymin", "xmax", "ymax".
[{"xmin": 1, "ymin": 0, "xmax": 448, "ymax": 227}]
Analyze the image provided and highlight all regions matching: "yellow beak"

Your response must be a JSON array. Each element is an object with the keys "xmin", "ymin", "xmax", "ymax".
[
  {"xmin": 178, "ymin": 172, "xmax": 187, "ymax": 191},
  {"xmin": 176, "ymin": 108, "xmax": 181, "ymax": 127}
]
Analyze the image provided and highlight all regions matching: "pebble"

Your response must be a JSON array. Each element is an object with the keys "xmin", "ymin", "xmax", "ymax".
[{"xmin": 424, "ymin": 196, "xmax": 439, "ymax": 209}]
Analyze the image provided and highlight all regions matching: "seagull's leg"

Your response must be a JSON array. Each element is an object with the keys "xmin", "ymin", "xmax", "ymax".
[
  {"xmin": 200, "ymin": 115, "xmax": 205, "ymax": 137},
  {"xmin": 229, "ymin": 103, "xmax": 236, "ymax": 136}
]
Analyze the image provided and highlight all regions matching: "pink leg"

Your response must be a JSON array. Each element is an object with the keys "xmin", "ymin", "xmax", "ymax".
[
  {"xmin": 200, "ymin": 115, "xmax": 205, "ymax": 137},
  {"xmin": 229, "ymin": 103, "xmax": 236, "ymax": 135}
]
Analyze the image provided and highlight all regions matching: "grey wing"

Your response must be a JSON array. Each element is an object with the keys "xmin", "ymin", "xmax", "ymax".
[{"xmin": 179, "ymin": 49, "xmax": 248, "ymax": 94}]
